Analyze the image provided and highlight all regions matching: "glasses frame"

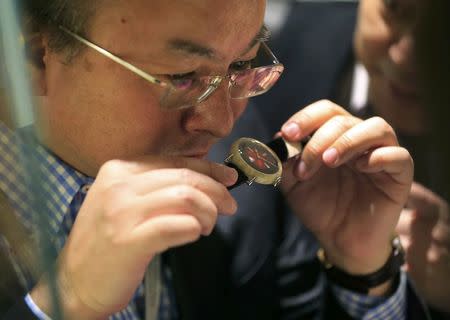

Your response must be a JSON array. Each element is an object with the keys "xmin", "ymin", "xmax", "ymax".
[{"xmin": 59, "ymin": 25, "xmax": 284, "ymax": 108}]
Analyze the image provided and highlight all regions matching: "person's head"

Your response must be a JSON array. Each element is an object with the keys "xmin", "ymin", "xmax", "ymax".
[
  {"xmin": 354, "ymin": 0, "xmax": 426, "ymax": 135},
  {"xmin": 23, "ymin": 0, "xmax": 276, "ymax": 176}
]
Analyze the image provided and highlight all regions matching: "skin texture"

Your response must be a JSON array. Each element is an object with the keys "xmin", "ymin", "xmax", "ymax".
[
  {"xmin": 26, "ymin": 0, "xmax": 414, "ymax": 318},
  {"xmin": 355, "ymin": 0, "xmax": 450, "ymax": 311}
]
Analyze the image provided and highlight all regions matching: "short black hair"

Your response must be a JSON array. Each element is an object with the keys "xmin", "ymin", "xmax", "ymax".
[{"xmin": 21, "ymin": 0, "xmax": 101, "ymax": 57}]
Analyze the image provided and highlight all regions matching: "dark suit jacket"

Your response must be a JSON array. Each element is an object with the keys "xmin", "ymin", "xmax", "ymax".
[
  {"xmin": 0, "ymin": 2, "xmax": 435, "ymax": 320},
  {"xmin": 253, "ymin": 1, "xmax": 357, "ymax": 135}
]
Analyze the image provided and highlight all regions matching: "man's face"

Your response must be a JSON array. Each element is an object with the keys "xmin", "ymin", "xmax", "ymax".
[
  {"xmin": 354, "ymin": 0, "xmax": 426, "ymax": 135},
  {"xmin": 36, "ymin": 0, "xmax": 266, "ymax": 176}
]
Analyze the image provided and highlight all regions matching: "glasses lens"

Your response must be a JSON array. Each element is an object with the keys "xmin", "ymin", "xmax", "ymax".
[
  {"xmin": 159, "ymin": 77, "xmax": 210, "ymax": 109},
  {"xmin": 159, "ymin": 43, "xmax": 284, "ymax": 109},
  {"xmin": 229, "ymin": 64, "xmax": 284, "ymax": 99}
]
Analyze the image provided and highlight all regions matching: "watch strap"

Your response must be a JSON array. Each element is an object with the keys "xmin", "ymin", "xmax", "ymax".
[{"xmin": 317, "ymin": 237, "xmax": 405, "ymax": 294}]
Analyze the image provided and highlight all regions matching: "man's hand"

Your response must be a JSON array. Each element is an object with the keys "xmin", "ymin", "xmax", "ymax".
[
  {"xmin": 279, "ymin": 100, "xmax": 413, "ymax": 279},
  {"xmin": 31, "ymin": 156, "xmax": 238, "ymax": 319},
  {"xmin": 397, "ymin": 182, "xmax": 450, "ymax": 313}
]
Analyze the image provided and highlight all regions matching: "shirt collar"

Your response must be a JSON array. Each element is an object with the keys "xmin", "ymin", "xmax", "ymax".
[{"xmin": 0, "ymin": 123, "xmax": 94, "ymax": 236}]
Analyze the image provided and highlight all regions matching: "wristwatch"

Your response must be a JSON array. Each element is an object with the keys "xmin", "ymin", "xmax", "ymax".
[
  {"xmin": 317, "ymin": 236, "xmax": 405, "ymax": 293},
  {"xmin": 224, "ymin": 137, "xmax": 283, "ymax": 189},
  {"xmin": 224, "ymin": 137, "xmax": 306, "ymax": 190}
]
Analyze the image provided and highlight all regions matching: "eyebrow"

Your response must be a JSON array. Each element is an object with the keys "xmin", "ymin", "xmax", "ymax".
[{"xmin": 166, "ymin": 25, "xmax": 271, "ymax": 60}]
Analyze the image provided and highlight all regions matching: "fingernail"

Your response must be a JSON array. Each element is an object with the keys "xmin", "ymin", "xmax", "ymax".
[
  {"xmin": 282, "ymin": 122, "xmax": 300, "ymax": 139},
  {"xmin": 323, "ymin": 148, "xmax": 339, "ymax": 166},
  {"xmin": 297, "ymin": 161, "xmax": 308, "ymax": 180}
]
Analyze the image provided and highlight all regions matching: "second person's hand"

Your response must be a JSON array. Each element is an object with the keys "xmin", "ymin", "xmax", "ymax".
[{"xmin": 279, "ymin": 100, "xmax": 413, "ymax": 280}]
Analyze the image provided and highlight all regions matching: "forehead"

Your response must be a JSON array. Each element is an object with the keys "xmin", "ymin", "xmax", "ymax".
[{"xmin": 88, "ymin": 0, "xmax": 266, "ymax": 62}]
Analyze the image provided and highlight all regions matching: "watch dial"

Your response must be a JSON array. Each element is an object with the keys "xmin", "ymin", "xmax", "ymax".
[{"xmin": 238, "ymin": 140, "xmax": 279, "ymax": 174}]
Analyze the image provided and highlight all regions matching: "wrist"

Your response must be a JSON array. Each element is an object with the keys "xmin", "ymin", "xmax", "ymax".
[
  {"xmin": 323, "ymin": 243, "xmax": 392, "ymax": 275},
  {"xmin": 30, "ymin": 272, "xmax": 106, "ymax": 320},
  {"xmin": 318, "ymin": 237, "xmax": 404, "ymax": 295},
  {"xmin": 367, "ymin": 278, "xmax": 394, "ymax": 296}
]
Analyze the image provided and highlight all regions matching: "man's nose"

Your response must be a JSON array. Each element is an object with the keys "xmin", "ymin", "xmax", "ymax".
[
  {"xmin": 183, "ymin": 82, "xmax": 236, "ymax": 138},
  {"xmin": 388, "ymin": 33, "xmax": 417, "ymax": 73}
]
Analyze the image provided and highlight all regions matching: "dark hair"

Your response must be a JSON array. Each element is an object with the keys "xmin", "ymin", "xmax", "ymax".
[{"xmin": 21, "ymin": 0, "xmax": 100, "ymax": 58}]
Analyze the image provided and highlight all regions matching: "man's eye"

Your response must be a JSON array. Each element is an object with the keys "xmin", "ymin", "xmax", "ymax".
[
  {"xmin": 167, "ymin": 72, "xmax": 196, "ymax": 90},
  {"xmin": 230, "ymin": 60, "xmax": 253, "ymax": 72}
]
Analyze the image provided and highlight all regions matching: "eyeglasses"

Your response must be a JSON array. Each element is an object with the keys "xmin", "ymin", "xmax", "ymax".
[{"xmin": 59, "ymin": 26, "xmax": 284, "ymax": 110}]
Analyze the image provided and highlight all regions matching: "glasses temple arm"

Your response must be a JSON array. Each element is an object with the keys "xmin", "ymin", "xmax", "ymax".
[{"xmin": 59, "ymin": 26, "xmax": 168, "ymax": 87}]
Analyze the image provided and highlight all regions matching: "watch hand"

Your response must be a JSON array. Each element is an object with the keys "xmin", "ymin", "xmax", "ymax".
[
  {"xmin": 260, "ymin": 155, "xmax": 277, "ymax": 167},
  {"xmin": 252, "ymin": 148, "xmax": 277, "ymax": 168}
]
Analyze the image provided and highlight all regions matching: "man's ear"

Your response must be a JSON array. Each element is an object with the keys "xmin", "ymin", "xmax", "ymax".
[{"xmin": 24, "ymin": 33, "xmax": 49, "ymax": 96}]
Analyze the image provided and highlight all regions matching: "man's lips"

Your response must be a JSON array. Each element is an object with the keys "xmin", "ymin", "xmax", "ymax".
[
  {"xmin": 387, "ymin": 79, "xmax": 421, "ymax": 100},
  {"xmin": 183, "ymin": 153, "xmax": 208, "ymax": 159},
  {"xmin": 179, "ymin": 148, "xmax": 211, "ymax": 159}
]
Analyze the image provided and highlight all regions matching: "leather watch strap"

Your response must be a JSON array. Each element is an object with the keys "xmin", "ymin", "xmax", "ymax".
[{"xmin": 317, "ymin": 237, "xmax": 405, "ymax": 294}]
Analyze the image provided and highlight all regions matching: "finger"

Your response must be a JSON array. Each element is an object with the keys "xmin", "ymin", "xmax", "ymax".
[
  {"xmin": 354, "ymin": 146, "xmax": 413, "ymax": 187},
  {"xmin": 135, "ymin": 185, "xmax": 220, "ymax": 235},
  {"xmin": 280, "ymin": 100, "xmax": 351, "ymax": 141},
  {"xmin": 292, "ymin": 115, "xmax": 361, "ymax": 180},
  {"xmin": 432, "ymin": 221, "xmax": 450, "ymax": 247},
  {"xmin": 125, "ymin": 168, "xmax": 237, "ymax": 214},
  {"xmin": 100, "ymin": 157, "xmax": 238, "ymax": 186},
  {"xmin": 427, "ymin": 242, "xmax": 450, "ymax": 265},
  {"xmin": 396, "ymin": 209, "xmax": 415, "ymax": 236},
  {"xmin": 322, "ymin": 116, "xmax": 399, "ymax": 168},
  {"xmin": 132, "ymin": 214, "xmax": 203, "ymax": 254},
  {"xmin": 407, "ymin": 182, "xmax": 446, "ymax": 221},
  {"xmin": 398, "ymin": 234, "xmax": 410, "ymax": 249}
]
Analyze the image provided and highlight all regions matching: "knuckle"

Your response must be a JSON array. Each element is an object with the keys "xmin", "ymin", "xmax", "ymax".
[
  {"xmin": 330, "ymin": 115, "xmax": 351, "ymax": 131},
  {"xmin": 427, "ymin": 250, "xmax": 444, "ymax": 265},
  {"xmin": 101, "ymin": 183, "xmax": 133, "ymax": 219},
  {"xmin": 304, "ymin": 141, "xmax": 323, "ymax": 160},
  {"xmin": 370, "ymin": 116, "xmax": 395, "ymax": 139},
  {"xmin": 187, "ymin": 219, "xmax": 203, "ymax": 234},
  {"xmin": 320, "ymin": 99, "xmax": 345, "ymax": 114},
  {"xmin": 399, "ymin": 147, "xmax": 414, "ymax": 170},
  {"xmin": 174, "ymin": 185, "xmax": 197, "ymax": 209},
  {"xmin": 299, "ymin": 108, "xmax": 314, "ymax": 125},
  {"xmin": 179, "ymin": 168, "xmax": 196, "ymax": 185},
  {"xmin": 317, "ymin": 99, "xmax": 333, "ymax": 107},
  {"xmin": 337, "ymin": 132, "xmax": 354, "ymax": 151},
  {"xmin": 99, "ymin": 159, "xmax": 124, "ymax": 177}
]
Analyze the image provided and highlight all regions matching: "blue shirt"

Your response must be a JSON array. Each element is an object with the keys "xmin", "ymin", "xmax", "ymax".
[{"xmin": 0, "ymin": 122, "xmax": 176, "ymax": 320}]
